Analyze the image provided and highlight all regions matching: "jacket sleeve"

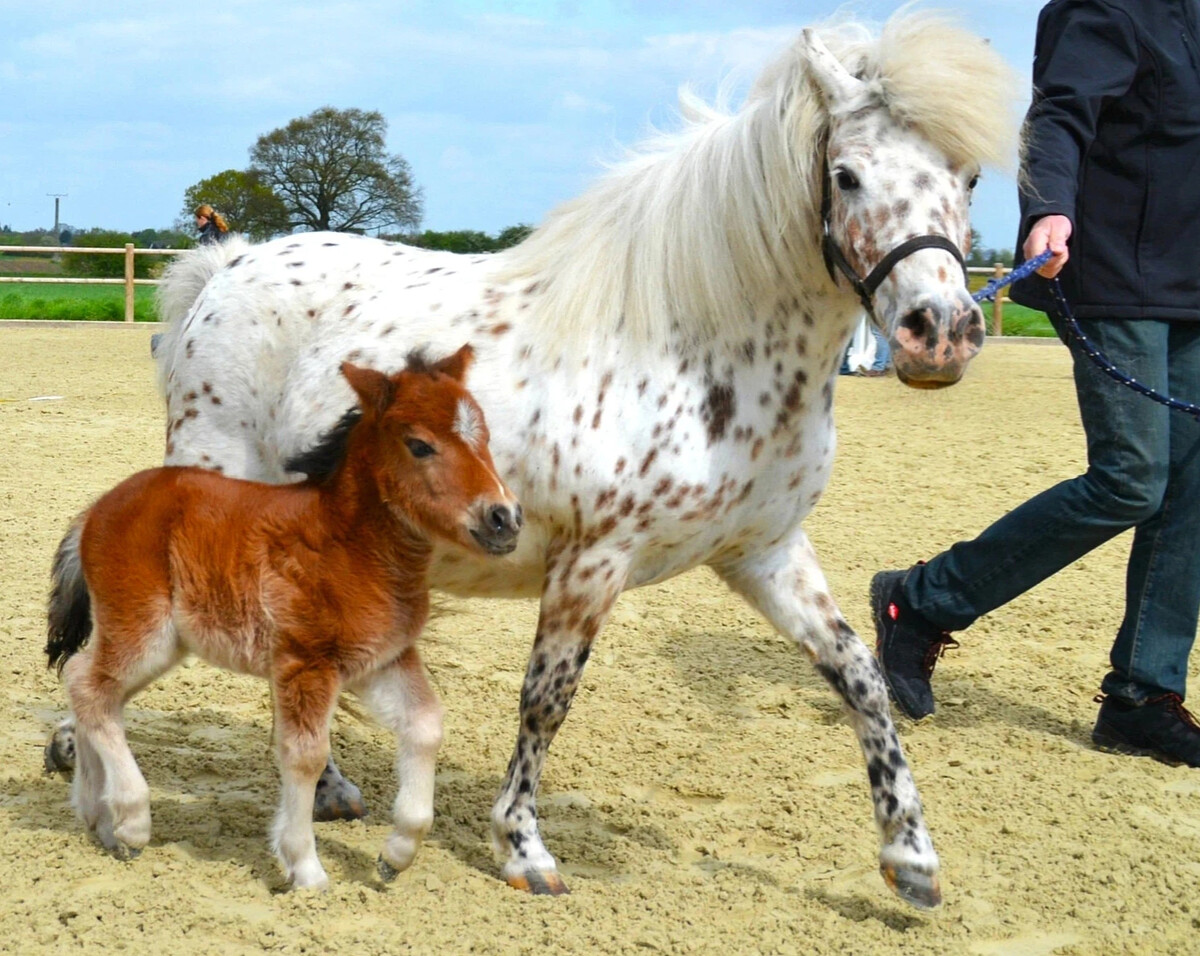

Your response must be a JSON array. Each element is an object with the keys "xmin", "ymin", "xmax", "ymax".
[{"xmin": 1020, "ymin": 0, "xmax": 1140, "ymax": 229}]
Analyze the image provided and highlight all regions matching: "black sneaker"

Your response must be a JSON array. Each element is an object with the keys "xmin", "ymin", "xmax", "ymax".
[
  {"xmin": 870, "ymin": 569, "xmax": 959, "ymax": 720},
  {"xmin": 1092, "ymin": 693, "xmax": 1200, "ymax": 768}
]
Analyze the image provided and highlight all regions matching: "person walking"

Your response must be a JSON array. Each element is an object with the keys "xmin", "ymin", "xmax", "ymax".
[
  {"xmin": 194, "ymin": 203, "xmax": 229, "ymax": 245},
  {"xmin": 872, "ymin": 0, "xmax": 1200, "ymax": 766}
]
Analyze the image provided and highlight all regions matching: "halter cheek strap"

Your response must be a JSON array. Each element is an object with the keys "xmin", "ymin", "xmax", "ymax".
[{"xmin": 820, "ymin": 164, "xmax": 968, "ymax": 320}]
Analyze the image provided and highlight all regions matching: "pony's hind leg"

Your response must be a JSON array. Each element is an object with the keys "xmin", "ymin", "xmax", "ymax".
[
  {"xmin": 270, "ymin": 664, "xmax": 339, "ymax": 890},
  {"xmin": 713, "ymin": 529, "xmax": 941, "ymax": 910},
  {"xmin": 44, "ymin": 718, "xmax": 77, "ymax": 775},
  {"xmin": 351, "ymin": 647, "xmax": 444, "ymax": 879}
]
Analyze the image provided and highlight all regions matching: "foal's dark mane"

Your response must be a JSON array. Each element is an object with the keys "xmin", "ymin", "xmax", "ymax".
[
  {"xmin": 283, "ymin": 350, "xmax": 434, "ymax": 483},
  {"xmin": 284, "ymin": 407, "xmax": 362, "ymax": 483}
]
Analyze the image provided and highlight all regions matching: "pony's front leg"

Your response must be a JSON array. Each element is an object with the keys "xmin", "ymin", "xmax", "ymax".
[
  {"xmin": 271, "ymin": 666, "xmax": 339, "ymax": 891},
  {"xmin": 492, "ymin": 545, "xmax": 628, "ymax": 895},
  {"xmin": 713, "ymin": 530, "xmax": 941, "ymax": 909},
  {"xmin": 351, "ymin": 647, "xmax": 444, "ymax": 880}
]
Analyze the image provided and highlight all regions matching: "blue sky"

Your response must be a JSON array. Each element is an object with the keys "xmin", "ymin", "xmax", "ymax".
[{"xmin": 1, "ymin": 1, "xmax": 1042, "ymax": 249}]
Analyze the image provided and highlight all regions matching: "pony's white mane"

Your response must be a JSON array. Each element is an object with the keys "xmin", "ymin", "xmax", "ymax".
[{"xmin": 498, "ymin": 11, "xmax": 1022, "ymax": 353}]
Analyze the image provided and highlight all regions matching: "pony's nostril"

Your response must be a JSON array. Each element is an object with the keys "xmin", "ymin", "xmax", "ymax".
[{"xmin": 897, "ymin": 307, "xmax": 937, "ymax": 349}]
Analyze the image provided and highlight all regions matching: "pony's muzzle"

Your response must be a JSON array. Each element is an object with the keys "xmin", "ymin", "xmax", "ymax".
[
  {"xmin": 471, "ymin": 503, "xmax": 523, "ymax": 555},
  {"xmin": 891, "ymin": 290, "xmax": 985, "ymax": 389}
]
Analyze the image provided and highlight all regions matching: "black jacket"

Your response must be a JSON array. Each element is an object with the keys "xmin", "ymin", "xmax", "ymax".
[
  {"xmin": 198, "ymin": 220, "xmax": 225, "ymax": 245},
  {"xmin": 1010, "ymin": 0, "xmax": 1200, "ymax": 320}
]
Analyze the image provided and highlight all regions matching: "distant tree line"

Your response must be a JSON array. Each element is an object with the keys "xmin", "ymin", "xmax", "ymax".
[{"xmin": 966, "ymin": 227, "xmax": 1014, "ymax": 268}]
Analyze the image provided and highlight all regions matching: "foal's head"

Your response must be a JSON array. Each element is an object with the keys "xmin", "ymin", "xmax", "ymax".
[{"xmin": 340, "ymin": 346, "xmax": 522, "ymax": 556}]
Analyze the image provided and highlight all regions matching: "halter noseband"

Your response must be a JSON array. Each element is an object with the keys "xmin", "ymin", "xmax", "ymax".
[{"xmin": 820, "ymin": 162, "xmax": 968, "ymax": 321}]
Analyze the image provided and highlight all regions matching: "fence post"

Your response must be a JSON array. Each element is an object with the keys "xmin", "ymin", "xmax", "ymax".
[
  {"xmin": 991, "ymin": 262, "xmax": 1005, "ymax": 336},
  {"xmin": 124, "ymin": 244, "xmax": 136, "ymax": 323}
]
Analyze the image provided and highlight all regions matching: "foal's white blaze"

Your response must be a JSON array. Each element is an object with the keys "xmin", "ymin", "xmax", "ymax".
[{"xmin": 454, "ymin": 398, "xmax": 484, "ymax": 452}]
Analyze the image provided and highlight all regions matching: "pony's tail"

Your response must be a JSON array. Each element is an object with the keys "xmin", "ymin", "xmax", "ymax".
[
  {"xmin": 46, "ymin": 517, "xmax": 91, "ymax": 676},
  {"xmin": 153, "ymin": 234, "xmax": 251, "ymax": 394}
]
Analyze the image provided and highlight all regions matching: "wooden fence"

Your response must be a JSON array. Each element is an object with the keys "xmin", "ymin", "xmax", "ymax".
[
  {"xmin": 968, "ymin": 263, "xmax": 1014, "ymax": 335},
  {"xmin": 1, "ymin": 245, "xmax": 1017, "ymax": 333},
  {"xmin": 0, "ymin": 245, "xmax": 183, "ymax": 323}
]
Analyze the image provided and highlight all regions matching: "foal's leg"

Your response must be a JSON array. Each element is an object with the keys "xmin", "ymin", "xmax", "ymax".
[
  {"xmin": 491, "ymin": 545, "xmax": 628, "ymax": 895},
  {"xmin": 713, "ymin": 530, "xmax": 941, "ymax": 909},
  {"xmin": 271, "ymin": 664, "xmax": 340, "ymax": 890},
  {"xmin": 351, "ymin": 647, "xmax": 444, "ymax": 879}
]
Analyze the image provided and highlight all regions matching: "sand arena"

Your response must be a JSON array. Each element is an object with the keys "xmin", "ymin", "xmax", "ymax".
[{"xmin": 1, "ymin": 325, "xmax": 1197, "ymax": 955}]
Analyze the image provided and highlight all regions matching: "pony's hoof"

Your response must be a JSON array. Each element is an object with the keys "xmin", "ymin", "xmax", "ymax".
[
  {"xmin": 880, "ymin": 863, "xmax": 941, "ymax": 910},
  {"xmin": 506, "ymin": 868, "xmax": 571, "ymax": 896},
  {"xmin": 313, "ymin": 777, "xmax": 367, "ymax": 822},
  {"xmin": 111, "ymin": 842, "xmax": 142, "ymax": 862},
  {"xmin": 43, "ymin": 727, "xmax": 76, "ymax": 775},
  {"xmin": 377, "ymin": 855, "xmax": 399, "ymax": 883}
]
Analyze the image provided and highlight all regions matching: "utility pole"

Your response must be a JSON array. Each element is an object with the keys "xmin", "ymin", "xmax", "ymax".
[{"xmin": 48, "ymin": 193, "xmax": 67, "ymax": 237}]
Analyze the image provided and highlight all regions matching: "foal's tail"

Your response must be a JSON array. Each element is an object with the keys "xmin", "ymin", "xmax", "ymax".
[{"xmin": 46, "ymin": 517, "xmax": 91, "ymax": 676}]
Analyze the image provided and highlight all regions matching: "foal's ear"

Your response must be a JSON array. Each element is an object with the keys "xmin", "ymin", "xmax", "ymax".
[
  {"xmin": 432, "ymin": 343, "xmax": 474, "ymax": 383},
  {"xmin": 341, "ymin": 361, "xmax": 395, "ymax": 418}
]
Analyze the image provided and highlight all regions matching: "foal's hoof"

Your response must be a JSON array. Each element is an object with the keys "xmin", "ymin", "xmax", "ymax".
[
  {"xmin": 44, "ymin": 726, "xmax": 76, "ymax": 775},
  {"xmin": 313, "ymin": 776, "xmax": 367, "ymax": 822},
  {"xmin": 881, "ymin": 863, "xmax": 941, "ymax": 910},
  {"xmin": 506, "ymin": 868, "xmax": 571, "ymax": 896}
]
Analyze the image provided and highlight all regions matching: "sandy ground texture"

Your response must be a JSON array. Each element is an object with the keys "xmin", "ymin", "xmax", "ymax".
[{"xmin": 2, "ymin": 325, "xmax": 1199, "ymax": 956}]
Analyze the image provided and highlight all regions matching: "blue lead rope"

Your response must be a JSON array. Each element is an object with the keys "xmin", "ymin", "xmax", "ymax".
[
  {"xmin": 970, "ymin": 250, "xmax": 1054, "ymax": 304},
  {"xmin": 971, "ymin": 249, "xmax": 1200, "ymax": 423}
]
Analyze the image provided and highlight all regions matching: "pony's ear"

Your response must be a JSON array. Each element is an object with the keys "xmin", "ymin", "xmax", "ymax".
[
  {"xmin": 341, "ymin": 361, "xmax": 395, "ymax": 418},
  {"xmin": 432, "ymin": 343, "xmax": 474, "ymax": 383},
  {"xmin": 801, "ymin": 29, "xmax": 868, "ymax": 115}
]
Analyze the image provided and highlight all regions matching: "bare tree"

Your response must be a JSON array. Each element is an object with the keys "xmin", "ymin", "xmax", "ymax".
[{"xmin": 249, "ymin": 107, "xmax": 423, "ymax": 233}]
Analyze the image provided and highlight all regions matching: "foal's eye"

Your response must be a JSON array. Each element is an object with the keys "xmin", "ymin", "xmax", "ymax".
[
  {"xmin": 835, "ymin": 168, "xmax": 861, "ymax": 192},
  {"xmin": 405, "ymin": 438, "xmax": 435, "ymax": 459},
  {"xmin": 968, "ymin": 174, "xmax": 980, "ymax": 190}
]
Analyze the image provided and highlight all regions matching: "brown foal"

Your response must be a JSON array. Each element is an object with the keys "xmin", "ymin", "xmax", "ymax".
[{"xmin": 45, "ymin": 345, "xmax": 522, "ymax": 889}]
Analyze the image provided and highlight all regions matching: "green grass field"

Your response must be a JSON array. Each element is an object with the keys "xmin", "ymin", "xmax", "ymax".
[
  {"xmin": 983, "ymin": 300, "xmax": 1056, "ymax": 337},
  {"xmin": 0, "ymin": 283, "xmax": 158, "ymax": 322}
]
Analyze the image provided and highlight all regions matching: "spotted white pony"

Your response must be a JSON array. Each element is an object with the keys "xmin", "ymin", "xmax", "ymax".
[{"xmin": 52, "ymin": 13, "xmax": 1018, "ymax": 907}]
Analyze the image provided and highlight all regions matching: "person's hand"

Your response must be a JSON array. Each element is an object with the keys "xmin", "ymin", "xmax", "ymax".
[{"xmin": 1023, "ymin": 214, "xmax": 1072, "ymax": 278}]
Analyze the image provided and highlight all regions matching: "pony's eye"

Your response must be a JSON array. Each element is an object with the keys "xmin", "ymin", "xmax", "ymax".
[
  {"xmin": 405, "ymin": 438, "xmax": 435, "ymax": 459},
  {"xmin": 968, "ymin": 174, "xmax": 980, "ymax": 190},
  {"xmin": 835, "ymin": 168, "xmax": 861, "ymax": 191}
]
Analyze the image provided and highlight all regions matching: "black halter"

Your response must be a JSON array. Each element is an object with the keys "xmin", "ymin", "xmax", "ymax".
[{"xmin": 820, "ymin": 164, "xmax": 968, "ymax": 321}]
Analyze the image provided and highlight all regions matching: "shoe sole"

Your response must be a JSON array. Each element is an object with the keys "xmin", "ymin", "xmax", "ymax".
[
  {"xmin": 1091, "ymin": 730, "xmax": 1188, "ymax": 768},
  {"xmin": 869, "ymin": 572, "xmax": 929, "ymax": 721}
]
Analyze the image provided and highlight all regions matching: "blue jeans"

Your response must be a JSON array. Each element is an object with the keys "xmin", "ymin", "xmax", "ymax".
[
  {"xmin": 840, "ymin": 325, "xmax": 892, "ymax": 373},
  {"xmin": 903, "ymin": 316, "xmax": 1200, "ymax": 703},
  {"xmin": 870, "ymin": 327, "xmax": 891, "ymax": 372}
]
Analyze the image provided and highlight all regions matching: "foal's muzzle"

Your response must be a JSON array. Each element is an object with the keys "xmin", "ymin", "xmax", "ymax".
[{"xmin": 471, "ymin": 503, "xmax": 523, "ymax": 555}]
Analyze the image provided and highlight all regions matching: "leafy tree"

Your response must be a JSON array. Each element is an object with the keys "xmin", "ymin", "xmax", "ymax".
[
  {"xmin": 249, "ymin": 106, "xmax": 423, "ymax": 233},
  {"xmin": 181, "ymin": 169, "xmax": 290, "ymax": 241},
  {"xmin": 403, "ymin": 229, "xmax": 495, "ymax": 253},
  {"xmin": 390, "ymin": 224, "xmax": 535, "ymax": 253},
  {"xmin": 495, "ymin": 223, "xmax": 534, "ymax": 249}
]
